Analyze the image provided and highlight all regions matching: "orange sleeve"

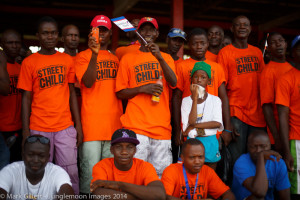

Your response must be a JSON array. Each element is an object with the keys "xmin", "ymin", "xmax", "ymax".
[
  {"xmin": 161, "ymin": 165, "xmax": 177, "ymax": 196},
  {"xmin": 141, "ymin": 162, "xmax": 160, "ymax": 186},
  {"xmin": 68, "ymin": 57, "xmax": 76, "ymax": 83},
  {"xmin": 275, "ymin": 75, "xmax": 291, "ymax": 107},
  {"xmin": 17, "ymin": 58, "xmax": 33, "ymax": 91},
  {"xmin": 175, "ymin": 62, "xmax": 184, "ymax": 91},
  {"xmin": 217, "ymin": 50, "xmax": 228, "ymax": 83},
  {"xmin": 216, "ymin": 63, "xmax": 226, "ymax": 87},
  {"xmin": 206, "ymin": 167, "xmax": 230, "ymax": 199},
  {"xmin": 91, "ymin": 161, "xmax": 109, "ymax": 183},
  {"xmin": 116, "ymin": 54, "xmax": 130, "ymax": 92},
  {"xmin": 115, "ymin": 46, "xmax": 125, "ymax": 60},
  {"xmin": 75, "ymin": 51, "xmax": 90, "ymax": 83},
  {"xmin": 260, "ymin": 67, "xmax": 275, "ymax": 105}
]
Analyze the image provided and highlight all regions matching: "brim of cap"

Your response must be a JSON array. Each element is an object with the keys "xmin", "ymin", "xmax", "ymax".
[
  {"xmin": 168, "ymin": 33, "xmax": 186, "ymax": 41},
  {"xmin": 138, "ymin": 21, "xmax": 158, "ymax": 30},
  {"xmin": 292, "ymin": 39, "xmax": 300, "ymax": 49},
  {"xmin": 111, "ymin": 138, "xmax": 140, "ymax": 145}
]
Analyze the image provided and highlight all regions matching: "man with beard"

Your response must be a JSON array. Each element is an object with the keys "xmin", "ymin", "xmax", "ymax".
[
  {"xmin": 218, "ymin": 16, "xmax": 266, "ymax": 164},
  {"xmin": 205, "ymin": 25, "xmax": 224, "ymax": 62},
  {"xmin": 116, "ymin": 17, "xmax": 177, "ymax": 177},
  {"xmin": 260, "ymin": 32, "xmax": 292, "ymax": 151}
]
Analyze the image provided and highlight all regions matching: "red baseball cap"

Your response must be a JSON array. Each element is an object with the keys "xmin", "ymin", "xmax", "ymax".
[
  {"xmin": 137, "ymin": 17, "xmax": 159, "ymax": 30},
  {"xmin": 90, "ymin": 15, "xmax": 112, "ymax": 30}
]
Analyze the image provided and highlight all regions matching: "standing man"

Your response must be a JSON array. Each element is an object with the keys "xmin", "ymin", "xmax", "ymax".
[
  {"xmin": 75, "ymin": 15, "xmax": 123, "ymax": 195},
  {"xmin": 206, "ymin": 25, "xmax": 224, "ymax": 62},
  {"xmin": 166, "ymin": 28, "xmax": 186, "ymax": 63},
  {"xmin": 260, "ymin": 32, "xmax": 292, "ymax": 151},
  {"xmin": 62, "ymin": 24, "xmax": 80, "ymax": 57},
  {"xmin": 232, "ymin": 130, "xmax": 290, "ymax": 200},
  {"xmin": 276, "ymin": 35, "xmax": 300, "ymax": 200},
  {"xmin": 116, "ymin": 17, "xmax": 177, "ymax": 177},
  {"xmin": 218, "ymin": 16, "xmax": 266, "ymax": 164},
  {"xmin": 0, "ymin": 29, "xmax": 23, "ymax": 163},
  {"xmin": 17, "ymin": 16, "xmax": 82, "ymax": 194}
]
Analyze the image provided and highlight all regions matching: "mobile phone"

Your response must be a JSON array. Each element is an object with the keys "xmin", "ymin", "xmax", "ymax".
[{"xmin": 91, "ymin": 27, "xmax": 99, "ymax": 43}]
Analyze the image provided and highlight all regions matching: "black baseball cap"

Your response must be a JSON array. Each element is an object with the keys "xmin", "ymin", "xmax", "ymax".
[{"xmin": 111, "ymin": 129, "xmax": 140, "ymax": 146}]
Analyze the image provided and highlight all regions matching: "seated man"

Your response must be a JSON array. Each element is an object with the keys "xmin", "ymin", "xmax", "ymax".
[
  {"xmin": 161, "ymin": 138, "xmax": 235, "ymax": 200},
  {"xmin": 90, "ymin": 128, "xmax": 166, "ymax": 200},
  {"xmin": 0, "ymin": 135, "xmax": 75, "ymax": 200},
  {"xmin": 232, "ymin": 130, "xmax": 290, "ymax": 200}
]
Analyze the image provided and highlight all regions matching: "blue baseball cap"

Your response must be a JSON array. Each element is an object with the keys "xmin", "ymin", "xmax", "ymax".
[
  {"xmin": 167, "ymin": 28, "xmax": 187, "ymax": 41},
  {"xmin": 291, "ymin": 35, "xmax": 300, "ymax": 49}
]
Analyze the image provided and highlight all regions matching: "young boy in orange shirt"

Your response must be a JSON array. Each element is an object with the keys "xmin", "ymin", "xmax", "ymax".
[{"xmin": 90, "ymin": 129, "xmax": 166, "ymax": 200}]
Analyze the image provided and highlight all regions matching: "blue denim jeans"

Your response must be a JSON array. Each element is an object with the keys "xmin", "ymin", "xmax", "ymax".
[{"xmin": 0, "ymin": 133, "xmax": 10, "ymax": 170}]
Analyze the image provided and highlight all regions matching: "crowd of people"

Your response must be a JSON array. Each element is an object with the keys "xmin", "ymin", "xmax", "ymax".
[{"xmin": 0, "ymin": 13, "xmax": 299, "ymax": 200}]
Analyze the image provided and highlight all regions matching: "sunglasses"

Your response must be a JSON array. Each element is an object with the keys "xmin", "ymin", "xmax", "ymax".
[{"xmin": 26, "ymin": 136, "xmax": 50, "ymax": 144}]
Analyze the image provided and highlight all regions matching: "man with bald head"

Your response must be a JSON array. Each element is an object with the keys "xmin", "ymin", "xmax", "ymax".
[
  {"xmin": 232, "ymin": 130, "xmax": 290, "ymax": 200},
  {"xmin": 206, "ymin": 25, "xmax": 224, "ymax": 62},
  {"xmin": 218, "ymin": 16, "xmax": 266, "ymax": 165},
  {"xmin": 62, "ymin": 24, "xmax": 80, "ymax": 57},
  {"xmin": 0, "ymin": 29, "xmax": 23, "ymax": 163}
]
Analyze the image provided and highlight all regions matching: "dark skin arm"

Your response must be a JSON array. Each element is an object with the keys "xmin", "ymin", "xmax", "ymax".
[
  {"xmin": 262, "ymin": 103, "xmax": 281, "ymax": 152},
  {"xmin": 0, "ymin": 50, "xmax": 9, "ymax": 95},
  {"xmin": 146, "ymin": 42, "xmax": 177, "ymax": 87},
  {"xmin": 81, "ymin": 33, "xmax": 100, "ymax": 88},
  {"xmin": 277, "ymin": 104, "xmax": 294, "ymax": 172},
  {"xmin": 69, "ymin": 83, "xmax": 83, "ymax": 147},
  {"xmin": 218, "ymin": 83, "xmax": 238, "ymax": 146},
  {"xmin": 221, "ymin": 190, "xmax": 236, "ymax": 200},
  {"xmin": 90, "ymin": 180, "xmax": 166, "ymax": 200},
  {"xmin": 243, "ymin": 150, "xmax": 281, "ymax": 198},
  {"xmin": 116, "ymin": 83, "xmax": 163, "ymax": 100},
  {"xmin": 57, "ymin": 184, "xmax": 75, "ymax": 200},
  {"xmin": 171, "ymin": 88, "xmax": 183, "ymax": 146},
  {"xmin": 277, "ymin": 188, "xmax": 290, "ymax": 200},
  {"xmin": 21, "ymin": 90, "xmax": 32, "ymax": 146},
  {"xmin": 0, "ymin": 188, "xmax": 7, "ymax": 200}
]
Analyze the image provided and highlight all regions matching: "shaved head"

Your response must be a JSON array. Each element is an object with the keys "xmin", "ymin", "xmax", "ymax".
[
  {"xmin": 1, "ymin": 29, "xmax": 21, "ymax": 44},
  {"xmin": 62, "ymin": 24, "xmax": 79, "ymax": 37}
]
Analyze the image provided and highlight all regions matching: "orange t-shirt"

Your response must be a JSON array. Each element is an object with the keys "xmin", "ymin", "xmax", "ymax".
[
  {"xmin": 275, "ymin": 67, "xmax": 300, "ymax": 140},
  {"xmin": 205, "ymin": 50, "xmax": 218, "ymax": 62},
  {"xmin": 116, "ymin": 50, "xmax": 176, "ymax": 140},
  {"xmin": 176, "ymin": 58, "xmax": 226, "ymax": 98},
  {"xmin": 91, "ymin": 158, "xmax": 159, "ymax": 185},
  {"xmin": 115, "ymin": 41, "xmax": 140, "ymax": 61},
  {"xmin": 17, "ymin": 52, "xmax": 76, "ymax": 132},
  {"xmin": 260, "ymin": 61, "xmax": 293, "ymax": 143},
  {"xmin": 0, "ymin": 62, "xmax": 22, "ymax": 132},
  {"xmin": 75, "ymin": 49, "xmax": 123, "ymax": 141},
  {"xmin": 174, "ymin": 57, "xmax": 184, "ymax": 64},
  {"xmin": 161, "ymin": 163, "xmax": 230, "ymax": 199},
  {"xmin": 217, "ymin": 44, "xmax": 266, "ymax": 127}
]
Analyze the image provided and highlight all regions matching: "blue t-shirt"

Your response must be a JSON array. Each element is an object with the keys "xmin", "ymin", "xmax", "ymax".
[{"xmin": 232, "ymin": 153, "xmax": 290, "ymax": 200}]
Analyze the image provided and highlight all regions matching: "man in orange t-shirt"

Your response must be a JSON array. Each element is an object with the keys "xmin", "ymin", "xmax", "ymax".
[
  {"xmin": 115, "ymin": 19, "xmax": 140, "ymax": 61},
  {"xmin": 116, "ymin": 17, "xmax": 177, "ymax": 177},
  {"xmin": 90, "ymin": 129, "xmax": 166, "ymax": 200},
  {"xmin": 260, "ymin": 32, "xmax": 292, "ymax": 151},
  {"xmin": 75, "ymin": 15, "xmax": 123, "ymax": 194},
  {"xmin": 0, "ymin": 29, "xmax": 22, "ymax": 163},
  {"xmin": 276, "ymin": 36, "xmax": 300, "ymax": 197},
  {"xmin": 161, "ymin": 139, "xmax": 235, "ymax": 200},
  {"xmin": 205, "ymin": 25, "xmax": 224, "ymax": 62},
  {"xmin": 173, "ymin": 28, "xmax": 234, "ymax": 154},
  {"xmin": 217, "ymin": 15, "xmax": 266, "ymax": 164},
  {"xmin": 17, "ymin": 16, "xmax": 82, "ymax": 194}
]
